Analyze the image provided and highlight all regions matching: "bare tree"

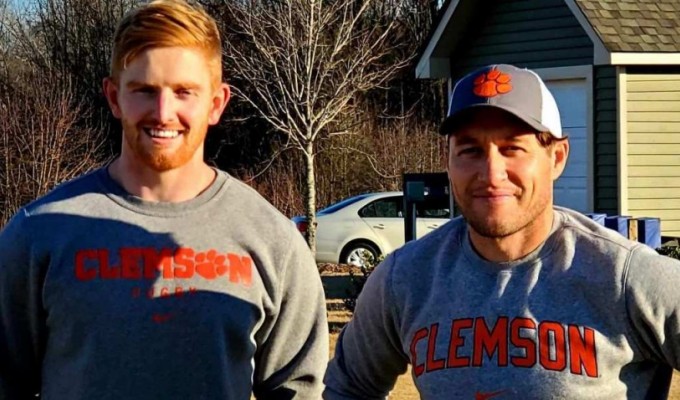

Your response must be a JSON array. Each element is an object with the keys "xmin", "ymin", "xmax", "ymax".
[
  {"xmin": 8, "ymin": 0, "xmax": 134, "ymax": 92},
  {"xmin": 244, "ymin": 109, "xmax": 446, "ymax": 221},
  {"xmin": 0, "ymin": 0, "xmax": 8, "ymax": 40},
  {"xmin": 214, "ymin": 0, "xmax": 414, "ymax": 253},
  {"xmin": 0, "ymin": 77, "xmax": 107, "ymax": 225},
  {"xmin": 0, "ymin": 0, "xmax": 16, "ymax": 92},
  {"xmin": 4, "ymin": 0, "xmax": 135, "ymax": 157}
]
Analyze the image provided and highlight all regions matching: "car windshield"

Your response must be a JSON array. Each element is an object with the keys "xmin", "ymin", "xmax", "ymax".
[{"xmin": 318, "ymin": 193, "xmax": 373, "ymax": 215}]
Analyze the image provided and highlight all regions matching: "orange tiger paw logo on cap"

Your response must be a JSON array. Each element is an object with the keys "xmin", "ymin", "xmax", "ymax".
[{"xmin": 473, "ymin": 68, "xmax": 512, "ymax": 97}]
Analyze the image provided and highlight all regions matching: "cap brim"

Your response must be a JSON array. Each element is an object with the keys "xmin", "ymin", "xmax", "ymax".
[{"xmin": 439, "ymin": 104, "xmax": 553, "ymax": 136}]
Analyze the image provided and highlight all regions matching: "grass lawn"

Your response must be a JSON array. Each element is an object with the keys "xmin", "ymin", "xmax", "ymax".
[{"xmin": 329, "ymin": 333, "xmax": 680, "ymax": 399}]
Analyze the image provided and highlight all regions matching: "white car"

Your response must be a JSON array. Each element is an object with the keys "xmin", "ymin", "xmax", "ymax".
[{"xmin": 292, "ymin": 191, "xmax": 450, "ymax": 266}]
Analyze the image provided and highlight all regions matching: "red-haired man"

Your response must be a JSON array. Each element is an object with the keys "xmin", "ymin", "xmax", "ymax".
[{"xmin": 0, "ymin": 1, "xmax": 328, "ymax": 398}]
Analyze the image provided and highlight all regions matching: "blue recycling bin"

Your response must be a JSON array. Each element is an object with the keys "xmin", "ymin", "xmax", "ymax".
[
  {"xmin": 636, "ymin": 217, "xmax": 661, "ymax": 249},
  {"xmin": 586, "ymin": 213, "xmax": 607, "ymax": 226},
  {"xmin": 604, "ymin": 215, "xmax": 630, "ymax": 237}
]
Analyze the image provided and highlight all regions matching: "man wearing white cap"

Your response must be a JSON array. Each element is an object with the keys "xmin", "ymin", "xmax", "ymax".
[{"xmin": 324, "ymin": 64, "xmax": 680, "ymax": 399}]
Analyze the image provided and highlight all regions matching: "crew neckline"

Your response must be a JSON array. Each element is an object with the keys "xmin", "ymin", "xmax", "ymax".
[
  {"xmin": 94, "ymin": 166, "xmax": 230, "ymax": 217},
  {"xmin": 461, "ymin": 210, "xmax": 564, "ymax": 274}
]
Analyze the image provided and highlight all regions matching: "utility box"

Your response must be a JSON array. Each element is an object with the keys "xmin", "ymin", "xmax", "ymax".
[{"xmin": 402, "ymin": 172, "xmax": 453, "ymax": 243}]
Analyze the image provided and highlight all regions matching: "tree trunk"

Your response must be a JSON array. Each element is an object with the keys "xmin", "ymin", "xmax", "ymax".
[{"xmin": 303, "ymin": 142, "xmax": 317, "ymax": 256}]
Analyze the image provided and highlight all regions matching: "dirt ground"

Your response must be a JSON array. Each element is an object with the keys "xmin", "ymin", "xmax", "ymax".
[
  {"xmin": 671, "ymin": 375, "xmax": 680, "ymax": 400},
  {"xmin": 328, "ymin": 333, "xmax": 419, "ymax": 399},
  {"xmin": 329, "ymin": 333, "xmax": 680, "ymax": 399}
]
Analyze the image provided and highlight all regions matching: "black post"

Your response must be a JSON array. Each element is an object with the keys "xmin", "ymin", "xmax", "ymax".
[
  {"xmin": 404, "ymin": 181, "xmax": 424, "ymax": 242},
  {"xmin": 402, "ymin": 172, "xmax": 453, "ymax": 243}
]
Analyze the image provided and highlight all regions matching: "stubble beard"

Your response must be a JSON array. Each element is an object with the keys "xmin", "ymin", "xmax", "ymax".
[{"xmin": 459, "ymin": 193, "xmax": 551, "ymax": 239}]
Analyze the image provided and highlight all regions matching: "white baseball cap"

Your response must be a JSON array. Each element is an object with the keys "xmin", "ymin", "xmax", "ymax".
[{"xmin": 440, "ymin": 64, "xmax": 562, "ymax": 138}]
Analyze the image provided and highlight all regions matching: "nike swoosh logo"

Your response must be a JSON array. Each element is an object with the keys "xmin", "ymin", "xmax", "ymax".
[
  {"xmin": 475, "ymin": 390, "xmax": 506, "ymax": 400},
  {"xmin": 152, "ymin": 313, "xmax": 174, "ymax": 324}
]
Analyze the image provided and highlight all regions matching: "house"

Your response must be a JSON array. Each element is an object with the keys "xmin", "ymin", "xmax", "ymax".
[{"xmin": 417, "ymin": 0, "xmax": 680, "ymax": 237}]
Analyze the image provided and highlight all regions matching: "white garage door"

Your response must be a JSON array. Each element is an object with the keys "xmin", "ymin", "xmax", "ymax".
[{"xmin": 545, "ymin": 79, "xmax": 590, "ymax": 212}]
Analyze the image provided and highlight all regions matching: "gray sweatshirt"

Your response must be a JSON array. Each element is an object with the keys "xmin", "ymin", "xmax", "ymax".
[
  {"xmin": 0, "ymin": 167, "xmax": 328, "ymax": 399},
  {"xmin": 324, "ymin": 207, "xmax": 680, "ymax": 399}
]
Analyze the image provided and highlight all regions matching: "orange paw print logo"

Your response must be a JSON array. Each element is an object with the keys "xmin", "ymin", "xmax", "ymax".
[
  {"xmin": 473, "ymin": 68, "xmax": 512, "ymax": 98},
  {"xmin": 195, "ymin": 249, "xmax": 229, "ymax": 279}
]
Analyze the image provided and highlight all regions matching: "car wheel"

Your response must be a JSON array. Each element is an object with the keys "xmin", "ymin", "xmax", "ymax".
[{"xmin": 341, "ymin": 242, "xmax": 379, "ymax": 268}]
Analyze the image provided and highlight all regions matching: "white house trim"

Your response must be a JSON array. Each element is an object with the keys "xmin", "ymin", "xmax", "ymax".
[
  {"xmin": 563, "ymin": 0, "xmax": 611, "ymax": 65},
  {"xmin": 616, "ymin": 67, "xmax": 628, "ymax": 215},
  {"xmin": 415, "ymin": 0, "xmax": 461, "ymax": 79},
  {"xmin": 610, "ymin": 53, "xmax": 680, "ymax": 65}
]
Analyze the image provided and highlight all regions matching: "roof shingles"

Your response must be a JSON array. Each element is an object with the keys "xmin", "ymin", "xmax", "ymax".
[{"xmin": 575, "ymin": 0, "xmax": 680, "ymax": 52}]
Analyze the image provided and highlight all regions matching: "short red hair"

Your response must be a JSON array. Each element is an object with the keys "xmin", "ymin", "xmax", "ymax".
[{"xmin": 110, "ymin": 0, "xmax": 222, "ymax": 85}]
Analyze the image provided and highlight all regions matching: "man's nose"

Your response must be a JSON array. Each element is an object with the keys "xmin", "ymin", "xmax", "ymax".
[
  {"xmin": 477, "ymin": 148, "xmax": 508, "ymax": 185},
  {"xmin": 152, "ymin": 89, "xmax": 177, "ymax": 123}
]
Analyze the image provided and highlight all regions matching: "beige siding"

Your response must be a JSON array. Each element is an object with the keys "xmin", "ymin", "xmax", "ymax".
[
  {"xmin": 629, "ymin": 144, "xmax": 680, "ymax": 154},
  {"xmin": 627, "ymin": 73, "xmax": 680, "ymax": 237}
]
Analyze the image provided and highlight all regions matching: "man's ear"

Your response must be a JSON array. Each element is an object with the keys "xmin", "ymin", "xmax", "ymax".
[
  {"xmin": 208, "ymin": 83, "xmax": 231, "ymax": 126},
  {"xmin": 443, "ymin": 135, "xmax": 452, "ymax": 172},
  {"xmin": 103, "ymin": 77, "xmax": 122, "ymax": 119},
  {"xmin": 551, "ymin": 138, "xmax": 570, "ymax": 181}
]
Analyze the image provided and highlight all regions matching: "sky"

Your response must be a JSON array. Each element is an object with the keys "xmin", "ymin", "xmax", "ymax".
[{"xmin": 9, "ymin": 0, "xmax": 29, "ymax": 10}]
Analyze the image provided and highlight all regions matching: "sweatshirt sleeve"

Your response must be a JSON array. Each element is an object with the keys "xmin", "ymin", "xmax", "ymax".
[
  {"xmin": 323, "ymin": 254, "xmax": 409, "ymax": 400},
  {"xmin": 252, "ymin": 228, "xmax": 329, "ymax": 399},
  {"xmin": 0, "ymin": 210, "xmax": 45, "ymax": 399},
  {"xmin": 625, "ymin": 245, "xmax": 680, "ymax": 368}
]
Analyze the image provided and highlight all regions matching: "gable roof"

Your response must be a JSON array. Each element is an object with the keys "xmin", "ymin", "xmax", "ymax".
[
  {"xmin": 574, "ymin": 0, "xmax": 680, "ymax": 52},
  {"xmin": 417, "ymin": 0, "xmax": 680, "ymax": 78}
]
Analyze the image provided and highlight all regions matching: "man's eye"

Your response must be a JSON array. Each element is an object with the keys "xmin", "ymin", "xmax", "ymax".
[
  {"xmin": 135, "ymin": 88, "xmax": 155, "ymax": 94},
  {"xmin": 458, "ymin": 148, "xmax": 481, "ymax": 156}
]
